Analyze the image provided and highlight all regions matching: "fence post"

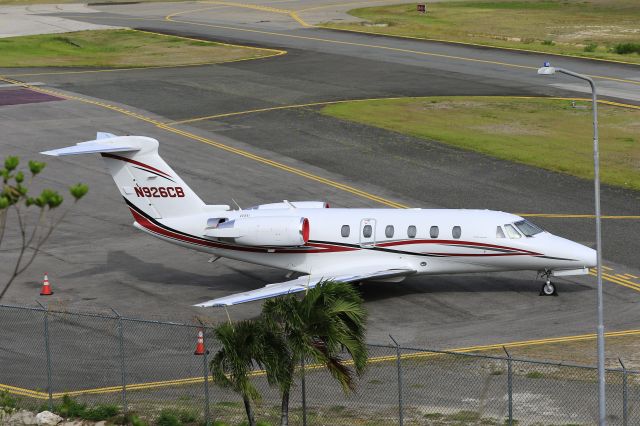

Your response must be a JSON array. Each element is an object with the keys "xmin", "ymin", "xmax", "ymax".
[
  {"xmin": 619, "ymin": 358, "xmax": 627, "ymax": 426},
  {"xmin": 37, "ymin": 301, "xmax": 53, "ymax": 411},
  {"xmin": 111, "ymin": 308, "xmax": 128, "ymax": 417},
  {"xmin": 301, "ymin": 357, "xmax": 307, "ymax": 426},
  {"xmin": 389, "ymin": 335, "xmax": 403, "ymax": 426},
  {"xmin": 203, "ymin": 334, "xmax": 211, "ymax": 426},
  {"xmin": 503, "ymin": 347, "xmax": 513, "ymax": 426}
]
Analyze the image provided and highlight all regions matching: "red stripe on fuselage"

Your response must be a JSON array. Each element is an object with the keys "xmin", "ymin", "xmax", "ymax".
[
  {"xmin": 128, "ymin": 207, "xmax": 356, "ymax": 254},
  {"xmin": 377, "ymin": 239, "xmax": 540, "ymax": 256},
  {"xmin": 128, "ymin": 205, "xmax": 540, "ymax": 257}
]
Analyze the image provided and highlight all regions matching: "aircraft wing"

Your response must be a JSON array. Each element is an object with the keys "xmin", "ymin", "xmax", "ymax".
[{"xmin": 194, "ymin": 266, "xmax": 416, "ymax": 307}]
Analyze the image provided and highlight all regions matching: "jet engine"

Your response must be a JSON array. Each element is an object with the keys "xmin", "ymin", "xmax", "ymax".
[{"xmin": 204, "ymin": 216, "xmax": 310, "ymax": 247}]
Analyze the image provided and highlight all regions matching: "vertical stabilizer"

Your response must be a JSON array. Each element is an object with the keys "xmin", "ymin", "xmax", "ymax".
[{"xmin": 42, "ymin": 134, "xmax": 205, "ymax": 219}]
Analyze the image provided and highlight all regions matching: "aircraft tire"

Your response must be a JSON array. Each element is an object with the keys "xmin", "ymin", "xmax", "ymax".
[{"xmin": 540, "ymin": 281, "xmax": 557, "ymax": 296}]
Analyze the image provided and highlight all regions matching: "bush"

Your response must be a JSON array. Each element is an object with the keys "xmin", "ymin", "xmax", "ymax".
[
  {"xmin": 156, "ymin": 410, "xmax": 181, "ymax": 426},
  {"xmin": 0, "ymin": 391, "xmax": 18, "ymax": 412},
  {"xmin": 83, "ymin": 404, "xmax": 120, "ymax": 421},
  {"xmin": 51, "ymin": 395, "xmax": 119, "ymax": 421},
  {"xmin": 55, "ymin": 395, "xmax": 86, "ymax": 418},
  {"xmin": 156, "ymin": 408, "xmax": 199, "ymax": 426},
  {"xmin": 541, "ymin": 39, "xmax": 555, "ymax": 46},
  {"xmin": 584, "ymin": 42, "xmax": 598, "ymax": 52},
  {"xmin": 613, "ymin": 43, "xmax": 640, "ymax": 55}
]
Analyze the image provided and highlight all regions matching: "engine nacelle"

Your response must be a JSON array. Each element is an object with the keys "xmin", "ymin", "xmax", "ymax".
[
  {"xmin": 247, "ymin": 201, "xmax": 329, "ymax": 210},
  {"xmin": 204, "ymin": 216, "xmax": 310, "ymax": 247}
]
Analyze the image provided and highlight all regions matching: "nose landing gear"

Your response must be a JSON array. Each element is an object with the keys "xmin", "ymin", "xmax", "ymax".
[{"xmin": 539, "ymin": 270, "xmax": 558, "ymax": 296}]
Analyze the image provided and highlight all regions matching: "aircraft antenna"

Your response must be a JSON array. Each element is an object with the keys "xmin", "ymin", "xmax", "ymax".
[{"xmin": 231, "ymin": 198, "xmax": 242, "ymax": 211}]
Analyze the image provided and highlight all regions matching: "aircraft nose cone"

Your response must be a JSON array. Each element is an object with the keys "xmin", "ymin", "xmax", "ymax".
[{"xmin": 579, "ymin": 244, "xmax": 597, "ymax": 268}]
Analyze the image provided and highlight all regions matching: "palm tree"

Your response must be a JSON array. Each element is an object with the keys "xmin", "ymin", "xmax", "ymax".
[
  {"xmin": 262, "ymin": 280, "xmax": 368, "ymax": 426},
  {"xmin": 209, "ymin": 319, "xmax": 287, "ymax": 426}
]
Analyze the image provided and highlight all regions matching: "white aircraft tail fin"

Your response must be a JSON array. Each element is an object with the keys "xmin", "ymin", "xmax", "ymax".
[{"xmin": 42, "ymin": 133, "xmax": 206, "ymax": 219}]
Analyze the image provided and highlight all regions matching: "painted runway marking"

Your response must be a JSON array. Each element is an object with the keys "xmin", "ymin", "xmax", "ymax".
[
  {"xmin": 589, "ymin": 269, "xmax": 640, "ymax": 293},
  {"xmin": 2, "ymin": 327, "xmax": 639, "ymax": 399},
  {"xmin": 164, "ymin": 7, "xmax": 640, "ymax": 88}
]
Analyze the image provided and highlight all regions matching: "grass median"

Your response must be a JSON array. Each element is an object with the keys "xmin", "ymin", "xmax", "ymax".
[
  {"xmin": 322, "ymin": 0, "xmax": 640, "ymax": 64},
  {"xmin": 0, "ymin": 29, "xmax": 279, "ymax": 68},
  {"xmin": 321, "ymin": 96, "xmax": 640, "ymax": 190}
]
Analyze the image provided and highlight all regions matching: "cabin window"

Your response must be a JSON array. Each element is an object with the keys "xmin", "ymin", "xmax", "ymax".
[
  {"xmin": 341, "ymin": 225, "xmax": 350, "ymax": 238},
  {"xmin": 496, "ymin": 226, "xmax": 506, "ymax": 238},
  {"xmin": 407, "ymin": 225, "xmax": 417, "ymax": 238},
  {"xmin": 504, "ymin": 224, "xmax": 521, "ymax": 239},
  {"xmin": 430, "ymin": 226, "xmax": 439, "ymax": 238},
  {"xmin": 514, "ymin": 220, "xmax": 544, "ymax": 237},
  {"xmin": 385, "ymin": 225, "xmax": 394, "ymax": 238},
  {"xmin": 363, "ymin": 225, "xmax": 372, "ymax": 238},
  {"xmin": 452, "ymin": 226, "xmax": 461, "ymax": 239}
]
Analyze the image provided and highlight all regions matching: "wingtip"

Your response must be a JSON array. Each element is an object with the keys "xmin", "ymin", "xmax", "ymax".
[{"xmin": 193, "ymin": 302, "xmax": 227, "ymax": 308}]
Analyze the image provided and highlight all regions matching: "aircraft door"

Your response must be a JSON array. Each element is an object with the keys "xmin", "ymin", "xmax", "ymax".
[{"xmin": 359, "ymin": 218, "xmax": 376, "ymax": 247}]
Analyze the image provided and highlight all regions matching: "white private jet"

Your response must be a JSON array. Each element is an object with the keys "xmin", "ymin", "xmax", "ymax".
[{"xmin": 42, "ymin": 134, "xmax": 597, "ymax": 306}]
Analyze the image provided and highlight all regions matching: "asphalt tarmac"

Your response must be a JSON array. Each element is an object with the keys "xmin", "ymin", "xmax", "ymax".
[{"xmin": 0, "ymin": 1, "xmax": 639, "ymax": 354}]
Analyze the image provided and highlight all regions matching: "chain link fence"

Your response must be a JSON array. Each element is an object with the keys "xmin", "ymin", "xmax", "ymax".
[{"xmin": 1, "ymin": 303, "xmax": 638, "ymax": 425}]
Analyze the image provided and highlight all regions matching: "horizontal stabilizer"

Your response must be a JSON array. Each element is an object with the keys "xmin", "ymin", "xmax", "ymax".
[
  {"xmin": 195, "ymin": 267, "xmax": 415, "ymax": 307},
  {"xmin": 41, "ymin": 143, "xmax": 139, "ymax": 156},
  {"xmin": 41, "ymin": 133, "xmax": 140, "ymax": 157}
]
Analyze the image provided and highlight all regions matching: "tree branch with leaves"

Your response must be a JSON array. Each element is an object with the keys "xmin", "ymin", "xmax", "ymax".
[{"xmin": 0, "ymin": 155, "xmax": 88, "ymax": 300}]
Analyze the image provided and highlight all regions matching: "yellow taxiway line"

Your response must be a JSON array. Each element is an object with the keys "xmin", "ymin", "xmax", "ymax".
[
  {"xmin": 290, "ymin": 0, "xmax": 640, "ymax": 68},
  {"xmin": 168, "ymin": 95, "xmax": 640, "ymax": 125},
  {"xmin": 164, "ymin": 6, "xmax": 640, "ymax": 88},
  {"xmin": 3, "ymin": 327, "xmax": 639, "ymax": 399}
]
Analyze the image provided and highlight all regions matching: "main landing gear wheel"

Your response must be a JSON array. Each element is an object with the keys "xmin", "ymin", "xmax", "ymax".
[
  {"xmin": 540, "ymin": 281, "xmax": 557, "ymax": 296},
  {"xmin": 539, "ymin": 270, "xmax": 558, "ymax": 296}
]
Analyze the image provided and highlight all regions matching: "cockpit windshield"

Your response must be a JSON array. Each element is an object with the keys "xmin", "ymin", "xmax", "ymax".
[{"xmin": 514, "ymin": 220, "xmax": 544, "ymax": 237}]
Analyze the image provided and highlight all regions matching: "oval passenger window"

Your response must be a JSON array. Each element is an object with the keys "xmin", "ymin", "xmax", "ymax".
[
  {"xmin": 452, "ymin": 226, "xmax": 461, "ymax": 239},
  {"xmin": 385, "ymin": 225, "xmax": 394, "ymax": 238},
  {"xmin": 341, "ymin": 225, "xmax": 350, "ymax": 238},
  {"xmin": 407, "ymin": 225, "xmax": 417, "ymax": 238},
  {"xmin": 363, "ymin": 225, "xmax": 372, "ymax": 238},
  {"xmin": 430, "ymin": 226, "xmax": 439, "ymax": 238}
]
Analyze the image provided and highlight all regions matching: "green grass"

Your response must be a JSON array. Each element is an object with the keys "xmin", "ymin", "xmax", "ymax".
[
  {"xmin": 0, "ymin": 29, "xmax": 273, "ymax": 68},
  {"xmin": 321, "ymin": 97, "xmax": 640, "ymax": 190},
  {"xmin": 525, "ymin": 371, "xmax": 545, "ymax": 379},
  {"xmin": 322, "ymin": 0, "xmax": 640, "ymax": 64}
]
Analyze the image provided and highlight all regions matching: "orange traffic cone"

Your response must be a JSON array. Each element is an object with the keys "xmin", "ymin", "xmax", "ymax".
[
  {"xmin": 194, "ymin": 329, "xmax": 205, "ymax": 355},
  {"xmin": 40, "ymin": 273, "xmax": 54, "ymax": 296}
]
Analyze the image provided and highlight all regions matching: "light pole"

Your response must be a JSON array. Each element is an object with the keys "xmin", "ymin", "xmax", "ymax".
[{"xmin": 537, "ymin": 62, "xmax": 606, "ymax": 424}]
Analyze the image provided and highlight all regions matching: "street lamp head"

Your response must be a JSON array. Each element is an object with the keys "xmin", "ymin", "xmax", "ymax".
[{"xmin": 537, "ymin": 61, "xmax": 556, "ymax": 75}]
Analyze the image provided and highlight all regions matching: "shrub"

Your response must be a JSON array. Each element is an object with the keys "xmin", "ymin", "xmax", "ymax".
[
  {"xmin": 584, "ymin": 42, "xmax": 598, "ymax": 52},
  {"xmin": 156, "ymin": 408, "xmax": 198, "ymax": 426},
  {"xmin": 613, "ymin": 43, "xmax": 640, "ymax": 55},
  {"xmin": 127, "ymin": 413, "xmax": 148, "ymax": 426},
  {"xmin": 526, "ymin": 371, "xmax": 544, "ymax": 379},
  {"xmin": 51, "ymin": 395, "xmax": 119, "ymax": 421},
  {"xmin": 83, "ymin": 404, "xmax": 120, "ymax": 421},
  {"xmin": 55, "ymin": 395, "xmax": 87, "ymax": 418},
  {"xmin": 541, "ymin": 39, "xmax": 555, "ymax": 46},
  {"xmin": 156, "ymin": 410, "xmax": 181, "ymax": 426},
  {"xmin": 0, "ymin": 391, "xmax": 18, "ymax": 412}
]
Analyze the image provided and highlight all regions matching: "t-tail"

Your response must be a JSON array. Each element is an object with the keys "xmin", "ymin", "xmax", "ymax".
[{"xmin": 41, "ymin": 133, "xmax": 211, "ymax": 219}]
